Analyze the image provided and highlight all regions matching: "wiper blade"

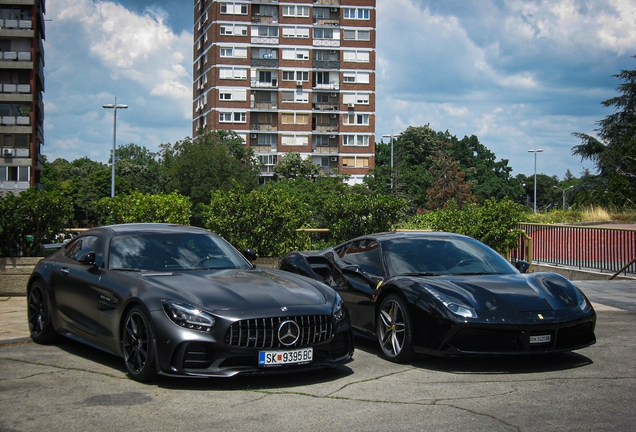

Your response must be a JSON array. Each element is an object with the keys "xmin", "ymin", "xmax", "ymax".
[
  {"xmin": 449, "ymin": 272, "xmax": 493, "ymax": 276},
  {"xmin": 400, "ymin": 272, "xmax": 439, "ymax": 277},
  {"xmin": 111, "ymin": 267, "xmax": 143, "ymax": 272}
]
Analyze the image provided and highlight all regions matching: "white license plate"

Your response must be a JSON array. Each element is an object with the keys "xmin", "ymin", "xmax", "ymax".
[
  {"xmin": 530, "ymin": 334, "xmax": 551, "ymax": 344},
  {"xmin": 258, "ymin": 348, "xmax": 313, "ymax": 367}
]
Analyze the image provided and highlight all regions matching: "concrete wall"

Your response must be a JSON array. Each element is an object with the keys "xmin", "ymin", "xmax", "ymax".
[{"xmin": 0, "ymin": 258, "xmax": 42, "ymax": 296}]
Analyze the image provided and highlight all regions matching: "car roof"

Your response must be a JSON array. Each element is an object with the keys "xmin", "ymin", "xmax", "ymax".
[
  {"xmin": 84, "ymin": 223, "xmax": 213, "ymax": 237},
  {"xmin": 346, "ymin": 231, "xmax": 472, "ymax": 243}
]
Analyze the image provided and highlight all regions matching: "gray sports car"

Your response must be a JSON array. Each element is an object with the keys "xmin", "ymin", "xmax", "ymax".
[{"xmin": 27, "ymin": 223, "xmax": 353, "ymax": 382}]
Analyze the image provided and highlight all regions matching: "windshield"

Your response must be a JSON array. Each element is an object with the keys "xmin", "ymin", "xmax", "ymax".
[
  {"xmin": 109, "ymin": 233, "xmax": 251, "ymax": 271},
  {"xmin": 384, "ymin": 237, "xmax": 517, "ymax": 277}
]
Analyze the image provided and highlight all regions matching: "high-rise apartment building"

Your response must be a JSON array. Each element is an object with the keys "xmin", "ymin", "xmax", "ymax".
[
  {"xmin": 0, "ymin": 0, "xmax": 45, "ymax": 196},
  {"xmin": 193, "ymin": 0, "xmax": 376, "ymax": 184}
]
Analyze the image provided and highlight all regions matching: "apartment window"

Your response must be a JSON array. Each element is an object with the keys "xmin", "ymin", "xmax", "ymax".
[
  {"xmin": 281, "ymin": 134, "xmax": 309, "ymax": 146},
  {"xmin": 343, "ymin": 135, "xmax": 370, "ymax": 147},
  {"xmin": 253, "ymin": 26, "xmax": 279, "ymax": 37},
  {"xmin": 314, "ymin": 93, "xmax": 330, "ymax": 103},
  {"xmin": 343, "ymin": 71, "xmax": 370, "ymax": 84},
  {"xmin": 220, "ymin": 47, "xmax": 247, "ymax": 58},
  {"xmin": 282, "ymin": 71, "xmax": 309, "ymax": 81},
  {"xmin": 313, "ymin": 135, "xmax": 331, "ymax": 146},
  {"xmin": 313, "ymin": 28, "xmax": 335, "ymax": 39},
  {"xmin": 343, "ymin": 114, "xmax": 369, "ymax": 125},
  {"xmin": 343, "ymin": 50, "xmax": 370, "ymax": 63},
  {"xmin": 257, "ymin": 134, "xmax": 277, "ymax": 146},
  {"xmin": 219, "ymin": 67, "xmax": 248, "ymax": 80},
  {"xmin": 219, "ymin": 111, "xmax": 246, "ymax": 123},
  {"xmin": 343, "ymin": 29, "xmax": 370, "ymax": 41},
  {"xmin": 314, "ymin": 71, "xmax": 332, "ymax": 85},
  {"xmin": 281, "ymin": 112, "xmax": 309, "ymax": 124},
  {"xmin": 314, "ymin": 50, "xmax": 338, "ymax": 61},
  {"xmin": 343, "ymin": 92, "xmax": 370, "ymax": 105},
  {"xmin": 282, "ymin": 26, "xmax": 310, "ymax": 38},
  {"xmin": 343, "ymin": 8, "xmax": 370, "ymax": 20},
  {"xmin": 313, "ymin": 8, "xmax": 331, "ymax": 19},
  {"xmin": 282, "ymin": 48, "xmax": 309, "ymax": 60},
  {"xmin": 0, "ymin": 166, "xmax": 28, "ymax": 181},
  {"xmin": 220, "ymin": 2, "xmax": 248, "ymax": 15},
  {"xmin": 342, "ymin": 156, "xmax": 369, "ymax": 167},
  {"xmin": 282, "ymin": 91, "xmax": 309, "ymax": 103},
  {"xmin": 218, "ymin": 88, "xmax": 247, "ymax": 101},
  {"xmin": 282, "ymin": 5, "xmax": 309, "ymax": 17},
  {"xmin": 220, "ymin": 24, "xmax": 247, "ymax": 36}
]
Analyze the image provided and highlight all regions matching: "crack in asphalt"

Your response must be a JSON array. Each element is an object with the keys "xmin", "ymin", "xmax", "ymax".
[{"xmin": 0, "ymin": 357, "xmax": 126, "ymax": 380}]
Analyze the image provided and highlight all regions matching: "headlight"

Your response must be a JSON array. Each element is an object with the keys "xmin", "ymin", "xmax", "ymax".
[
  {"xmin": 332, "ymin": 293, "xmax": 346, "ymax": 323},
  {"xmin": 573, "ymin": 287, "xmax": 589, "ymax": 311},
  {"xmin": 422, "ymin": 286, "xmax": 478, "ymax": 319},
  {"xmin": 161, "ymin": 300, "xmax": 216, "ymax": 332}
]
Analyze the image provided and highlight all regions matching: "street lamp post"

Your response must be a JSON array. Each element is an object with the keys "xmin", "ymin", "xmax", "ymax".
[
  {"xmin": 528, "ymin": 149, "xmax": 543, "ymax": 213},
  {"xmin": 381, "ymin": 133, "xmax": 400, "ymax": 191},
  {"xmin": 554, "ymin": 185, "xmax": 574, "ymax": 210},
  {"xmin": 102, "ymin": 97, "xmax": 128, "ymax": 198}
]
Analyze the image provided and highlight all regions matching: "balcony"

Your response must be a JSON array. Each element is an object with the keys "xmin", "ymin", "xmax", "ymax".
[
  {"xmin": 313, "ymin": 103, "xmax": 338, "ymax": 111},
  {"xmin": 250, "ymin": 124, "xmax": 278, "ymax": 131},
  {"xmin": 0, "ymin": 19, "xmax": 32, "ymax": 30},
  {"xmin": 251, "ymin": 58, "xmax": 279, "ymax": 68},
  {"xmin": 251, "ymin": 36, "xmax": 279, "ymax": 45},
  {"xmin": 313, "ymin": 82, "xmax": 339, "ymax": 90},
  {"xmin": 314, "ymin": 18, "xmax": 339, "ymax": 26},
  {"xmin": 251, "ymin": 78, "xmax": 278, "ymax": 88},
  {"xmin": 0, "ymin": 84, "xmax": 30, "ymax": 93},
  {"xmin": 0, "ymin": 51, "xmax": 31, "ymax": 61},
  {"xmin": 313, "ymin": 39, "xmax": 340, "ymax": 47},
  {"xmin": 313, "ymin": 145, "xmax": 338, "ymax": 154},
  {"xmin": 251, "ymin": 14, "xmax": 279, "ymax": 24},
  {"xmin": 313, "ymin": 0, "xmax": 340, "ymax": 5},
  {"xmin": 314, "ymin": 124, "xmax": 338, "ymax": 132},
  {"xmin": 251, "ymin": 101, "xmax": 277, "ymax": 109},
  {"xmin": 313, "ymin": 60, "xmax": 340, "ymax": 69},
  {"xmin": 1, "ymin": 116, "xmax": 30, "ymax": 126},
  {"xmin": 251, "ymin": 145, "xmax": 276, "ymax": 152}
]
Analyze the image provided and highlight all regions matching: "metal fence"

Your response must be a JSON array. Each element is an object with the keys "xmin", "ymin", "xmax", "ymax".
[{"xmin": 512, "ymin": 223, "xmax": 636, "ymax": 277}]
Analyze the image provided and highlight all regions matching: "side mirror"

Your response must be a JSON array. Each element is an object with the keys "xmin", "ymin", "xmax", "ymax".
[
  {"xmin": 243, "ymin": 248, "xmax": 257, "ymax": 262},
  {"xmin": 77, "ymin": 250, "xmax": 96, "ymax": 266},
  {"xmin": 514, "ymin": 260, "xmax": 531, "ymax": 273}
]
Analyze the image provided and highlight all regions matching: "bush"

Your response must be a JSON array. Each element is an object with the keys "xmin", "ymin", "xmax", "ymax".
[
  {"xmin": 399, "ymin": 198, "xmax": 524, "ymax": 254},
  {"xmin": 94, "ymin": 191, "xmax": 192, "ymax": 225},
  {"xmin": 0, "ymin": 188, "xmax": 73, "ymax": 257}
]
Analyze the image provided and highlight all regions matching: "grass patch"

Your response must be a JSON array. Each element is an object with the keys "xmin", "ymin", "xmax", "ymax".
[{"xmin": 522, "ymin": 207, "xmax": 636, "ymax": 224}]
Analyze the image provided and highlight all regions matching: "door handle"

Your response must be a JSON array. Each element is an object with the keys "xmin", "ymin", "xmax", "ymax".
[{"xmin": 60, "ymin": 267, "xmax": 70, "ymax": 276}]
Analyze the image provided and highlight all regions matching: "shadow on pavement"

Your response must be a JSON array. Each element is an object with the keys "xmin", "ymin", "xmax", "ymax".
[{"xmin": 353, "ymin": 335, "xmax": 593, "ymax": 374}]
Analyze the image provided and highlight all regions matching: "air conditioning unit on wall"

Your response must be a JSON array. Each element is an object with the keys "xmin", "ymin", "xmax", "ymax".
[
  {"xmin": 347, "ymin": 103, "xmax": 355, "ymax": 108},
  {"xmin": 250, "ymin": 134, "xmax": 257, "ymax": 139},
  {"xmin": 330, "ymin": 156, "xmax": 338, "ymax": 162},
  {"xmin": 3, "ymin": 148, "xmax": 13, "ymax": 157}
]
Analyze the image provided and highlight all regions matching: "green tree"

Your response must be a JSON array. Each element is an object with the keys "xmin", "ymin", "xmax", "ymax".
[
  {"xmin": 115, "ymin": 143, "xmax": 163, "ymax": 194},
  {"xmin": 571, "ymin": 57, "xmax": 636, "ymax": 207},
  {"xmin": 159, "ymin": 130, "xmax": 260, "ymax": 217},
  {"xmin": 273, "ymin": 152, "xmax": 320, "ymax": 179},
  {"xmin": 0, "ymin": 188, "xmax": 73, "ymax": 257}
]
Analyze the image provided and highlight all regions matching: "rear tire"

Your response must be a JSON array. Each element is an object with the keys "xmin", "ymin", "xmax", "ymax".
[
  {"xmin": 122, "ymin": 306, "xmax": 158, "ymax": 383},
  {"xmin": 27, "ymin": 280, "xmax": 59, "ymax": 344}
]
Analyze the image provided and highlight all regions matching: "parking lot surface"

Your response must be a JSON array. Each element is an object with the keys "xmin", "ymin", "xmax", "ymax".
[{"xmin": 1, "ymin": 281, "xmax": 635, "ymax": 431}]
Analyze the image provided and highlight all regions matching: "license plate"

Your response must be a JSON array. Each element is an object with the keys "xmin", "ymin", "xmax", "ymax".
[
  {"xmin": 530, "ymin": 334, "xmax": 551, "ymax": 344},
  {"xmin": 258, "ymin": 348, "xmax": 313, "ymax": 367}
]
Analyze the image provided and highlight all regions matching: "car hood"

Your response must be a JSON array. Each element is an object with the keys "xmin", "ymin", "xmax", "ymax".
[
  {"xmin": 413, "ymin": 272, "xmax": 583, "ymax": 313},
  {"xmin": 138, "ymin": 268, "xmax": 330, "ymax": 312}
]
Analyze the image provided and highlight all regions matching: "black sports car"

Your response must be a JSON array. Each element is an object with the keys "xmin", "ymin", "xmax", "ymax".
[
  {"xmin": 27, "ymin": 224, "xmax": 353, "ymax": 382},
  {"xmin": 279, "ymin": 231, "xmax": 596, "ymax": 362}
]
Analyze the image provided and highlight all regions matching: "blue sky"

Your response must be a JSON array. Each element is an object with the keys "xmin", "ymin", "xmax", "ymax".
[{"xmin": 43, "ymin": 0, "xmax": 636, "ymax": 179}]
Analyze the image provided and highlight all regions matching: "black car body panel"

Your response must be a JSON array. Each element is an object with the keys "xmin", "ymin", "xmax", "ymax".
[
  {"xmin": 28, "ymin": 224, "xmax": 353, "ymax": 379},
  {"xmin": 279, "ymin": 231, "xmax": 596, "ymax": 357}
]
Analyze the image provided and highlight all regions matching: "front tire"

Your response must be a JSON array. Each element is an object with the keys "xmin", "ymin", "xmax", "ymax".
[
  {"xmin": 27, "ymin": 280, "xmax": 59, "ymax": 344},
  {"xmin": 122, "ymin": 306, "xmax": 158, "ymax": 383},
  {"xmin": 377, "ymin": 294, "xmax": 415, "ymax": 362}
]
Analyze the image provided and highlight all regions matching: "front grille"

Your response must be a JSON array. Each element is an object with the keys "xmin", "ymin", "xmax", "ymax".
[
  {"xmin": 225, "ymin": 315, "xmax": 334, "ymax": 348},
  {"xmin": 183, "ymin": 342, "xmax": 215, "ymax": 369}
]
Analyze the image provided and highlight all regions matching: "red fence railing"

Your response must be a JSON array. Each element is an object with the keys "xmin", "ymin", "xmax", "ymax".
[{"xmin": 511, "ymin": 223, "xmax": 636, "ymax": 277}]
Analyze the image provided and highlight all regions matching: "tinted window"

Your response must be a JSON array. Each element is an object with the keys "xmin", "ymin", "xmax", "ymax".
[
  {"xmin": 384, "ymin": 237, "xmax": 516, "ymax": 276},
  {"xmin": 341, "ymin": 239, "xmax": 384, "ymax": 276},
  {"xmin": 109, "ymin": 233, "xmax": 250, "ymax": 271}
]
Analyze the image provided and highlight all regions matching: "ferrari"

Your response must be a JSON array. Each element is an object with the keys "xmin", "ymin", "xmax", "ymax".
[{"xmin": 279, "ymin": 231, "xmax": 596, "ymax": 362}]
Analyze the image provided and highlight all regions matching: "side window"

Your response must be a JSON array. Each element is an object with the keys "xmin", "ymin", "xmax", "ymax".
[
  {"xmin": 63, "ymin": 235, "xmax": 104, "ymax": 267},
  {"xmin": 342, "ymin": 240, "xmax": 383, "ymax": 276}
]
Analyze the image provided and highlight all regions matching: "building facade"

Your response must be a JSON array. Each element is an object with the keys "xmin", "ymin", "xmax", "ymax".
[
  {"xmin": 0, "ymin": 0, "xmax": 45, "ymax": 196},
  {"xmin": 193, "ymin": 0, "xmax": 376, "ymax": 184}
]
